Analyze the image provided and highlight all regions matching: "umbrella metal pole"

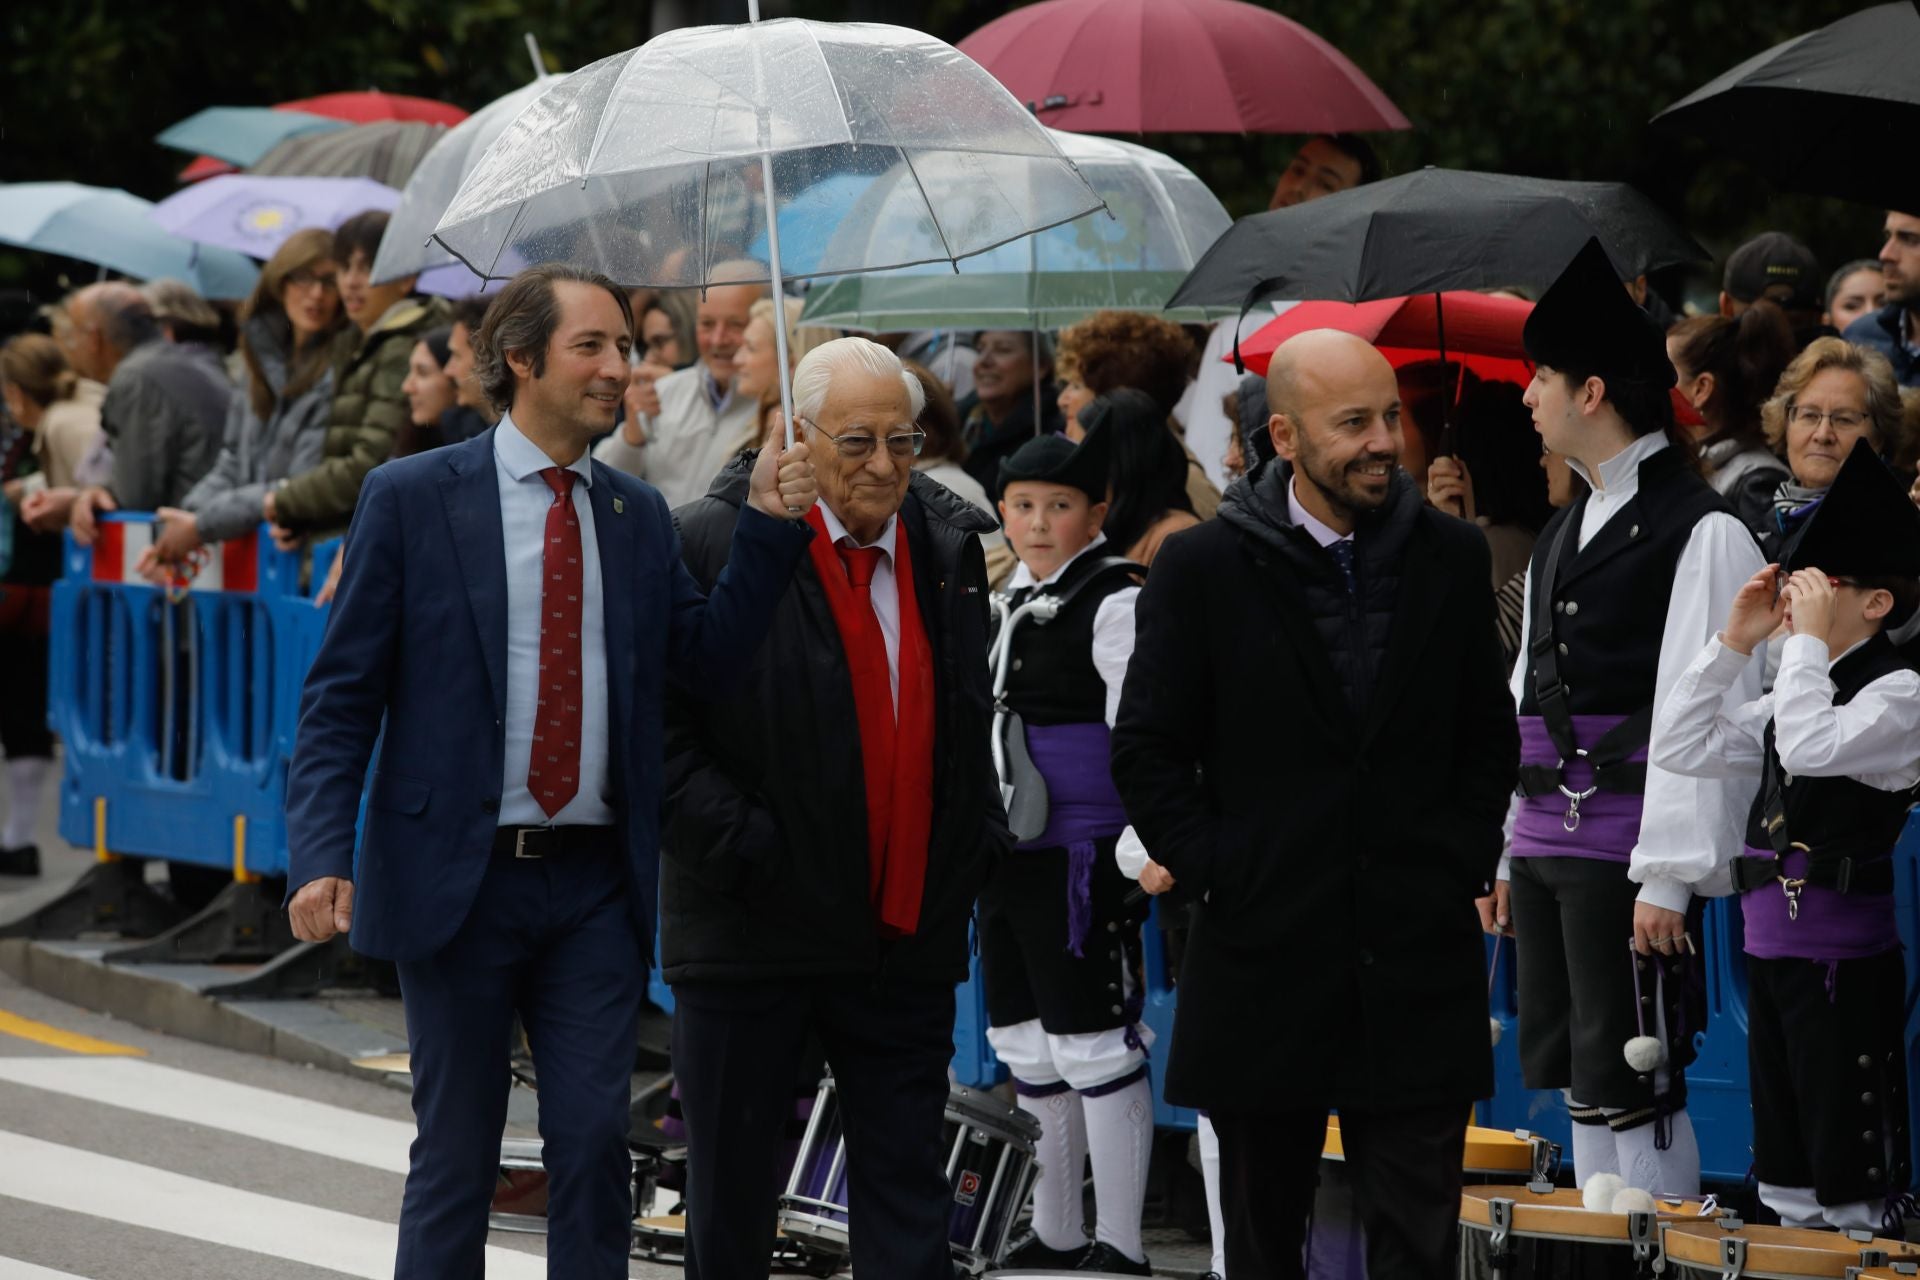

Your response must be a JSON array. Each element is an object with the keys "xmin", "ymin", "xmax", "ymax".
[
  {"xmin": 745, "ymin": 0, "xmax": 801, "ymax": 468},
  {"xmin": 1434, "ymin": 290, "xmax": 1454, "ymax": 457}
]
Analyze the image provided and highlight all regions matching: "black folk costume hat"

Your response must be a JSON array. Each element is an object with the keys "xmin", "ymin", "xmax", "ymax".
[
  {"xmin": 1782, "ymin": 438, "xmax": 1920, "ymax": 580},
  {"xmin": 996, "ymin": 421, "xmax": 1113, "ymax": 503},
  {"xmin": 1522, "ymin": 237, "xmax": 1677, "ymax": 390}
]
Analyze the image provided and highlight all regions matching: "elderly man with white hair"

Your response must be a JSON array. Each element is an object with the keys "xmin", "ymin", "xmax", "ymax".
[{"xmin": 662, "ymin": 336, "xmax": 1009, "ymax": 1280}]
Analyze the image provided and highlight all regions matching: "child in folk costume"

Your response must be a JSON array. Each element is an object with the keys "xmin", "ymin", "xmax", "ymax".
[
  {"xmin": 981, "ymin": 424, "xmax": 1157, "ymax": 1276},
  {"xmin": 1494, "ymin": 238, "xmax": 1766, "ymax": 1196},
  {"xmin": 1653, "ymin": 439, "xmax": 1917, "ymax": 1233}
]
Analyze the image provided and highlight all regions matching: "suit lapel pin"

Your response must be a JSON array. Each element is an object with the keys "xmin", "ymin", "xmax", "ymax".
[{"xmin": 613, "ymin": 497, "xmax": 624, "ymax": 514}]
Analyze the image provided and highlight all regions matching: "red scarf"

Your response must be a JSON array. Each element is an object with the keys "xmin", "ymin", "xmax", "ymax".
[{"xmin": 805, "ymin": 507, "xmax": 935, "ymax": 938}]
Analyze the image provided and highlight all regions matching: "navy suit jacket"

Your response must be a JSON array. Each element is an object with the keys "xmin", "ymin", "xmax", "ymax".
[{"xmin": 284, "ymin": 428, "xmax": 811, "ymax": 963}]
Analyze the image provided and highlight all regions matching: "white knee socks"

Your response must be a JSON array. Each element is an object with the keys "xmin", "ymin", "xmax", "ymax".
[
  {"xmin": 1614, "ymin": 1107, "xmax": 1699, "ymax": 1197},
  {"xmin": 1018, "ymin": 1088, "xmax": 1088, "ymax": 1252},
  {"xmin": 1082, "ymin": 1073, "xmax": 1153, "ymax": 1265},
  {"xmin": 1567, "ymin": 1094, "xmax": 1619, "ymax": 1184},
  {"xmin": 2, "ymin": 757, "xmax": 50, "ymax": 849},
  {"xmin": 1198, "ymin": 1113, "xmax": 1227, "ymax": 1277}
]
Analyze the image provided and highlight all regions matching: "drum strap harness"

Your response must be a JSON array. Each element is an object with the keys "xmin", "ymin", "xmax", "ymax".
[
  {"xmin": 1516, "ymin": 514, "xmax": 1651, "ymax": 830},
  {"xmin": 1727, "ymin": 727, "xmax": 1898, "ymax": 906}
]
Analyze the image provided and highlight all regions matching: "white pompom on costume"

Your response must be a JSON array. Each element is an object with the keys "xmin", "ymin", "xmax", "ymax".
[
  {"xmin": 1582, "ymin": 1172, "xmax": 1625, "ymax": 1212},
  {"xmin": 1609, "ymin": 1186, "xmax": 1658, "ymax": 1214},
  {"xmin": 1623, "ymin": 1035, "xmax": 1667, "ymax": 1073}
]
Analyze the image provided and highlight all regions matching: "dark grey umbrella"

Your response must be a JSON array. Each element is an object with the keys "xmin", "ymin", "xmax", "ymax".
[
  {"xmin": 1651, "ymin": 2, "xmax": 1920, "ymax": 213},
  {"xmin": 248, "ymin": 121, "xmax": 448, "ymax": 189},
  {"xmin": 1166, "ymin": 167, "xmax": 1706, "ymax": 313}
]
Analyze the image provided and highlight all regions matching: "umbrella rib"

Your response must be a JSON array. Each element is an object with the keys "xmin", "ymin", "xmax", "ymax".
[{"xmin": 838, "ymin": 76, "xmax": 961, "ymax": 269}]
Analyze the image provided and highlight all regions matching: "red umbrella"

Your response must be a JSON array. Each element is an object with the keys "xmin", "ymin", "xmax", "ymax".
[
  {"xmin": 179, "ymin": 92, "xmax": 468, "ymax": 183},
  {"xmin": 1234, "ymin": 292, "xmax": 1702, "ymax": 434},
  {"xmin": 957, "ymin": 0, "xmax": 1408, "ymax": 134},
  {"xmin": 1233, "ymin": 292, "xmax": 1532, "ymax": 379}
]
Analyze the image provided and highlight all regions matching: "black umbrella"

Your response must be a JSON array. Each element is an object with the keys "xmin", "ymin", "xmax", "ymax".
[
  {"xmin": 1167, "ymin": 168, "xmax": 1705, "ymax": 454},
  {"xmin": 1166, "ymin": 168, "xmax": 1706, "ymax": 313},
  {"xmin": 1652, "ymin": 2, "xmax": 1920, "ymax": 214}
]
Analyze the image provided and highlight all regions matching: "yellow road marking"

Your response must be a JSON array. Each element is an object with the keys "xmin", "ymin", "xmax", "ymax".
[{"xmin": 0, "ymin": 1010, "xmax": 145, "ymax": 1057}]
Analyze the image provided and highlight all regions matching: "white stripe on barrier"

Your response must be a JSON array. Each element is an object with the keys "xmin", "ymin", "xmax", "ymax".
[
  {"xmin": 0, "ymin": 1058, "xmax": 414, "ymax": 1174},
  {"xmin": 0, "ymin": 1129, "xmax": 548, "ymax": 1280}
]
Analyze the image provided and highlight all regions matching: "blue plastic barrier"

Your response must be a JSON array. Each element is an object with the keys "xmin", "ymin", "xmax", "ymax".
[{"xmin": 48, "ymin": 515, "xmax": 330, "ymax": 881}]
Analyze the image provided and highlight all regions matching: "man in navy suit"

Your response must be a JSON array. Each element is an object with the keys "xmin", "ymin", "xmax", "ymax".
[{"xmin": 284, "ymin": 262, "xmax": 817, "ymax": 1279}]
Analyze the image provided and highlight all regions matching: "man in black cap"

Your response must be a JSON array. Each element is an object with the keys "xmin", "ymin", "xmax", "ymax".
[
  {"xmin": 983, "ymin": 409, "xmax": 1156, "ymax": 1275},
  {"xmin": 1654, "ymin": 439, "xmax": 1918, "ymax": 1232},
  {"xmin": 1491, "ymin": 238, "xmax": 1766, "ymax": 1198},
  {"xmin": 1722, "ymin": 231, "xmax": 1826, "ymax": 347}
]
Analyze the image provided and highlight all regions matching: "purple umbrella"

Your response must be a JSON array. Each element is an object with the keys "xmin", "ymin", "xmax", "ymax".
[{"xmin": 150, "ymin": 175, "xmax": 398, "ymax": 260}]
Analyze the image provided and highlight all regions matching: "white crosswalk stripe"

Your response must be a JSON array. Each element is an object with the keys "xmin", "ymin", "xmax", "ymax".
[
  {"xmin": 0, "ymin": 1128, "xmax": 547, "ymax": 1280},
  {"xmin": 0, "ymin": 1058, "xmax": 414, "ymax": 1174},
  {"xmin": 0, "ymin": 1260, "xmax": 88, "ymax": 1279}
]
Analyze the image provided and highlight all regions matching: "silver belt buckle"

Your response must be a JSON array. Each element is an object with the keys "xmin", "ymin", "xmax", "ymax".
[{"xmin": 514, "ymin": 829, "xmax": 539, "ymax": 859}]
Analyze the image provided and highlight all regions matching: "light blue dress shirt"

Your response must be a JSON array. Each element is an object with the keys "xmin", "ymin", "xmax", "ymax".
[{"xmin": 494, "ymin": 413, "xmax": 614, "ymax": 827}]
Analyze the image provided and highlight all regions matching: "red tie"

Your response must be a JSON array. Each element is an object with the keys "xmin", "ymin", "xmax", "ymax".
[{"xmin": 528, "ymin": 468, "xmax": 583, "ymax": 818}]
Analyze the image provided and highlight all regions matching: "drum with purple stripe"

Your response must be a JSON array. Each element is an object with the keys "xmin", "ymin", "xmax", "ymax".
[{"xmin": 778, "ymin": 1077, "xmax": 1042, "ymax": 1275}]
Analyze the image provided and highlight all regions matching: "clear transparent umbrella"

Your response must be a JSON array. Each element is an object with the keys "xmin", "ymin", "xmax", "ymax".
[
  {"xmin": 370, "ymin": 75, "xmax": 559, "ymax": 292},
  {"xmin": 798, "ymin": 128, "xmax": 1232, "ymax": 333},
  {"xmin": 431, "ymin": 14, "xmax": 1105, "ymax": 445}
]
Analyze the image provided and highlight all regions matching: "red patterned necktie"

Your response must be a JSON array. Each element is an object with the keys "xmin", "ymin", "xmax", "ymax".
[{"xmin": 528, "ymin": 467, "xmax": 582, "ymax": 818}]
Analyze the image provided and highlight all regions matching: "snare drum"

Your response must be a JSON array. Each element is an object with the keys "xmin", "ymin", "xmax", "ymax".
[
  {"xmin": 1662, "ymin": 1221, "xmax": 1920, "ymax": 1279},
  {"xmin": 488, "ymin": 1137, "xmax": 653, "ymax": 1240},
  {"xmin": 779, "ymin": 1077, "xmax": 1041, "ymax": 1275},
  {"xmin": 1458, "ymin": 1184, "xmax": 1717, "ymax": 1279}
]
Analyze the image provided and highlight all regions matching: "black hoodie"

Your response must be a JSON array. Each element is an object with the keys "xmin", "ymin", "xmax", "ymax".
[{"xmin": 1218, "ymin": 456, "xmax": 1422, "ymax": 715}]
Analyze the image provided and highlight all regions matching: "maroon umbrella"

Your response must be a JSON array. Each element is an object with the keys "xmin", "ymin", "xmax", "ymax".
[{"xmin": 957, "ymin": 0, "xmax": 1408, "ymax": 134}]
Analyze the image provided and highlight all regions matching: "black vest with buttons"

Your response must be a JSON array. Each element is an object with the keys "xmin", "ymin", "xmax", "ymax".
[
  {"xmin": 1517, "ymin": 444, "xmax": 1732, "ymax": 716},
  {"xmin": 1743, "ymin": 633, "xmax": 1918, "ymax": 860},
  {"xmin": 1004, "ymin": 552, "xmax": 1140, "ymax": 726}
]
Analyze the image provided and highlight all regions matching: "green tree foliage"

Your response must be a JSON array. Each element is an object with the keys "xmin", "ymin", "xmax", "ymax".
[{"xmin": 0, "ymin": 0, "xmax": 1885, "ymax": 303}]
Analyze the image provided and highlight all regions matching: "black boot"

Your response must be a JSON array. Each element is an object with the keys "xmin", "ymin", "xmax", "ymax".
[
  {"xmin": 1077, "ymin": 1240, "xmax": 1152, "ymax": 1275},
  {"xmin": 1001, "ymin": 1230, "xmax": 1090, "ymax": 1270},
  {"xmin": 0, "ymin": 845, "xmax": 40, "ymax": 876}
]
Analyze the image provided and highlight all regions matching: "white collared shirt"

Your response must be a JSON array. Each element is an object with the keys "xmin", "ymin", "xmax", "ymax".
[
  {"xmin": 1287, "ymin": 475, "xmax": 1355, "ymax": 550},
  {"xmin": 1502, "ymin": 433, "xmax": 1766, "ymax": 909},
  {"xmin": 495, "ymin": 413, "xmax": 613, "ymax": 827},
  {"xmin": 819, "ymin": 502, "xmax": 901, "ymax": 712},
  {"xmin": 1006, "ymin": 533, "xmax": 1140, "ymax": 726}
]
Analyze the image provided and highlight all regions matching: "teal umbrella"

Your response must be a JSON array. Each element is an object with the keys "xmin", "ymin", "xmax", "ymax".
[
  {"xmin": 0, "ymin": 182, "xmax": 260, "ymax": 299},
  {"xmin": 799, "ymin": 128, "xmax": 1233, "ymax": 332},
  {"xmin": 156, "ymin": 107, "xmax": 348, "ymax": 168}
]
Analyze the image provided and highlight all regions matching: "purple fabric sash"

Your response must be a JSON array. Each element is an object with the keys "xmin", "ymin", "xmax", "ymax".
[
  {"xmin": 1511, "ymin": 715, "xmax": 1647, "ymax": 862},
  {"xmin": 1737, "ymin": 845, "xmax": 1900, "ymax": 961},
  {"xmin": 1017, "ymin": 721, "xmax": 1128, "ymax": 956}
]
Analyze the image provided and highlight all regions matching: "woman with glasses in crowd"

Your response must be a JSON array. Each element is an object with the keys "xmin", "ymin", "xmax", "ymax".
[
  {"xmin": 139, "ymin": 228, "xmax": 345, "ymax": 582},
  {"xmin": 1761, "ymin": 338, "xmax": 1908, "ymax": 561}
]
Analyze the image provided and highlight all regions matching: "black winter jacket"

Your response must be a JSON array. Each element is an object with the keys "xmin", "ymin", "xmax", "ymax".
[
  {"xmin": 1111, "ymin": 457, "xmax": 1520, "ymax": 1112},
  {"xmin": 661, "ymin": 455, "xmax": 1012, "ymax": 985}
]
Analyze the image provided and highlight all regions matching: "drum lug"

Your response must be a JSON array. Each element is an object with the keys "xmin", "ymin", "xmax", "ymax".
[
  {"xmin": 1857, "ymin": 1246, "xmax": 1890, "ymax": 1268},
  {"xmin": 1626, "ymin": 1209, "xmax": 1657, "ymax": 1274},
  {"xmin": 1718, "ymin": 1236, "xmax": 1746, "ymax": 1279},
  {"xmin": 1487, "ymin": 1197, "xmax": 1515, "ymax": 1270}
]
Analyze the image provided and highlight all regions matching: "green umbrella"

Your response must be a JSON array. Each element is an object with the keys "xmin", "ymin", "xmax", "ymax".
[{"xmin": 800, "ymin": 128, "xmax": 1232, "ymax": 333}]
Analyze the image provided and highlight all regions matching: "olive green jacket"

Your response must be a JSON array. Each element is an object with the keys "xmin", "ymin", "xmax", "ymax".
[{"xmin": 273, "ymin": 295, "xmax": 449, "ymax": 535}]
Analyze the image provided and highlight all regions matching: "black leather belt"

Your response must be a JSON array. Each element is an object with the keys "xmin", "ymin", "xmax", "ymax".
[
  {"xmin": 1730, "ymin": 848, "xmax": 1893, "ymax": 895},
  {"xmin": 492, "ymin": 825, "xmax": 617, "ymax": 859}
]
